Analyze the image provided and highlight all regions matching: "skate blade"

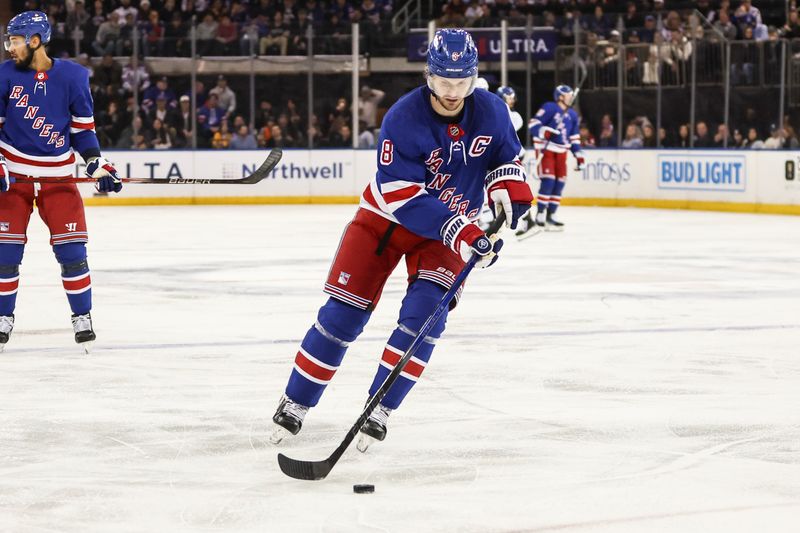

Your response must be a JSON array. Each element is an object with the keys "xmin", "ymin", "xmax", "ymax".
[
  {"xmin": 545, "ymin": 226, "xmax": 564, "ymax": 232},
  {"xmin": 0, "ymin": 344, "xmax": 5, "ymax": 353},
  {"xmin": 356, "ymin": 433, "xmax": 377, "ymax": 453},
  {"xmin": 269, "ymin": 425, "xmax": 291, "ymax": 445},
  {"xmin": 516, "ymin": 228, "xmax": 543, "ymax": 241},
  {"xmin": 79, "ymin": 341, "xmax": 94, "ymax": 354}
]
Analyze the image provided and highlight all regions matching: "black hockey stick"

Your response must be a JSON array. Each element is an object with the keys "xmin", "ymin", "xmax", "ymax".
[
  {"xmin": 277, "ymin": 212, "xmax": 506, "ymax": 481},
  {"xmin": 11, "ymin": 148, "xmax": 282, "ymax": 185}
]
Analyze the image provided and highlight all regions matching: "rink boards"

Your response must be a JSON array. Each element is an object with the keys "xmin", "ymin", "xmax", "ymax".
[{"xmin": 78, "ymin": 148, "xmax": 800, "ymax": 214}]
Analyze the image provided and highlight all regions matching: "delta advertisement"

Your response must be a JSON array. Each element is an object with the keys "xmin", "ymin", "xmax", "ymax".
[{"xmin": 74, "ymin": 149, "xmax": 800, "ymax": 211}]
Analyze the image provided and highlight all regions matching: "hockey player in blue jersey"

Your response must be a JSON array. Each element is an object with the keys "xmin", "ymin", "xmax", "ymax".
[
  {"xmin": 496, "ymin": 86, "xmax": 524, "ymax": 134},
  {"xmin": 516, "ymin": 84, "xmax": 585, "ymax": 238},
  {"xmin": 270, "ymin": 28, "xmax": 533, "ymax": 450},
  {"xmin": 0, "ymin": 11, "xmax": 123, "ymax": 353}
]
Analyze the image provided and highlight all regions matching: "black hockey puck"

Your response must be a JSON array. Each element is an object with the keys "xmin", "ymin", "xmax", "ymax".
[{"xmin": 353, "ymin": 484, "xmax": 375, "ymax": 494}]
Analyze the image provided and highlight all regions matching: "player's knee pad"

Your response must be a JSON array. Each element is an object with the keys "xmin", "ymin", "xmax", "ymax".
[
  {"xmin": 316, "ymin": 297, "xmax": 371, "ymax": 345},
  {"xmin": 53, "ymin": 242, "xmax": 89, "ymax": 275},
  {"xmin": 538, "ymin": 176, "xmax": 556, "ymax": 195},
  {"xmin": 399, "ymin": 280, "xmax": 448, "ymax": 340},
  {"xmin": 0, "ymin": 244, "xmax": 24, "ymax": 270}
]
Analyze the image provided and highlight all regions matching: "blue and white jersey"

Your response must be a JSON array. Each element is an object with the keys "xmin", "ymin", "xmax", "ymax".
[
  {"xmin": 0, "ymin": 59, "xmax": 100, "ymax": 177},
  {"xmin": 360, "ymin": 85, "xmax": 522, "ymax": 241},
  {"xmin": 528, "ymin": 101, "xmax": 581, "ymax": 154}
]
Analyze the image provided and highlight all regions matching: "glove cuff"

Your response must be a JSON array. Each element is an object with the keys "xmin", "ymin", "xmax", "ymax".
[
  {"xmin": 441, "ymin": 214, "xmax": 472, "ymax": 253},
  {"xmin": 485, "ymin": 161, "xmax": 526, "ymax": 190}
]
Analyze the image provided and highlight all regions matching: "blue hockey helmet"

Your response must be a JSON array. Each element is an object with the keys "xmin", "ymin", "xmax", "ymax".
[
  {"xmin": 427, "ymin": 29, "xmax": 478, "ymax": 79},
  {"xmin": 6, "ymin": 10, "xmax": 51, "ymax": 47},
  {"xmin": 496, "ymin": 86, "xmax": 516, "ymax": 100},
  {"xmin": 553, "ymin": 84, "xmax": 574, "ymax": 103}
]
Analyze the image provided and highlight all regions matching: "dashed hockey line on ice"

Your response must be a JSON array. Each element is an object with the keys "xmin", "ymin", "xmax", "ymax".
[{"xmin": 5, "ymin": 323, "xmax": 799, "ymax": 354}]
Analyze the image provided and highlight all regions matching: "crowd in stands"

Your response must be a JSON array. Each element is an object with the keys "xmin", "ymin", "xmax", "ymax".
[
  {"xmin": 580, "ymin": 112, "xmax": 800, "ymax": 149},
  {"xmin": 12, "ymin": 0, "xmax": 800, "ymax": 61},
  {"xmin": 10, "ymin": 0, "xmax": 800, "ymax": 150},
  {"xmin": 549, "ymin": 0, "xmax": 800, "ymax": 89},
  {"xmin": 437, "ymin": 0, "xmax": 796, "ymax": 44},
  {"xmin": 84, "ymin": 53, "xmax": 386, "ymax": 149},
  {"xmin": 17, "ymin": 0, "xmax": 394, "ymax": 57}
]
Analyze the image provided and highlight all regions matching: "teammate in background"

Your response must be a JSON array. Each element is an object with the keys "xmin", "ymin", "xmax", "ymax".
[
  {"xmin": 478, "ymin": 85, "xmax": 525, "ymax": 231},
  {"xmin": 0, "ymin": 11, "xmax": 123, "ymax": 353},
  {"xmin": 270, "ymin": 29, "xmax": 532, "ymax": 450},
  {"xmin": 496, "ymin": 86, "xmax": 524, "ymax": 134},
  {"xmin": 516, "ymin": 84, "xmax": 585, "ymax": 238}
]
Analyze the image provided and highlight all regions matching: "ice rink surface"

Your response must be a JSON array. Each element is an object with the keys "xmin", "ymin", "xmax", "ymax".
[{"xmin": 1, "ymin": 204, "xmax": 799, "ymax": 533}]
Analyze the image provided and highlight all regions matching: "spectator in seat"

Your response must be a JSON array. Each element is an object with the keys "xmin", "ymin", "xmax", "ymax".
[
  {"xmin": 763, "ymin": 123, "xmax": 785, "ymax": 149},
  {"xmin": 176, "ymin": 95, "xmax": 194, "ymax": 148},
  {"xmin": 579, "ymin": 122, "xmax": 596, "ymax": 147},
  {"xmin": 196, "ymin": 13, "xmax": 219, "ymax": 56},
  {"xmin": 781, "ymin": 9, "xmax": 800, "ymax": 39},
  {"xmin": 642, "ymin": 123, "xmax": 657, "ymax": 147},
  {"xmin": 329, "ymin": 123, "xmax": 353, "ymax": 147},
  {"xmin": 714, "ymin": 8, "xmax": 738, "ymax": 41},
  {"xmin": 744, "ymin": 127, "xmax": 765, "ymax": 148},
  {"xmin": 147, "ymin": 95, "xmax": 179, "ymax": 131},
  {"xmin": 164, "ymin": 11, "xmax": 190, "ymax": 56},
  {"xmin": 290, "ymin": 9, "xmax": 312, "ymax": 54},
  {"xmin": 732, "ymin": 128, "xmax": 745, "ymax": 147},
  {"xmin": 122, "ymin": 60, "xmax": 151, "ymax": 94},
  {"xmin": 212, "ymin": 120, "xmax": 233, "ymax": 149},
  {"xmin": 94, "ymin": 54, "xmax": 123, "ymax": 97},
  {"xmin": 266, "ymin": 125, "xmax": 287, "ymax": 148},
  {"xmin": 231, "ymin": 124, "xmax": 259, "ymax": 149},
  {"xmin": 358, "ymin": 120, "xmax": 376, "ymax": 148},
  {"xmin": 151, "ymin": 118, "xmax": 176, "ymax": 149},
  {"xmin": 142, "ymin": 77, "xmax": 177, "ymax": 113},
  {"xmin": 597, "ymin": 113, "xmax": 616, "ymax": 147},
  {"xmin": 209, "ymin": 75, "xmax": 237, "ymax": 119},
  {"xmin": 197, "ymin": 93, "xmax": 227, "ymax": 147},
  {"xmin": 358, "ymin": 86, "xmax": 385, "ymax": 130},
  {"xmin": 694, "ymin": 121, "xmax": 714, "ymax": 147},
  {"xmin": 141, "ymin": 9, "xmax": 165, "ymax": 57},
  {"xmin": 216, "ymin": 14, "xmax": 239, "ymax": 55},
  {"xmin": 439, "ymin": 0, "xmax": 467, "ymax": 28},
  {"xmin": 261, "ymin": 12, "xmax": 291, "ymax": 55},
  {"xmin": 640, "ymin": 15, "xmax": 657, "ymax": 43},
  {"xmin": 674, "ymin": 124, "xmax": 691, "ymax": 147},
  {"xmin": 92, "ymin": 11, "xmax": 122, "ymax": 56},
  {"xmin": 623, "ymin": 1, "xmax": 643, "ymax": 29},
  {"xmin": 589, "ymin": 5, "xmax": 611, "ymax": 37},
  {"xmin": 96, "ymin": 100, "xmax": 125, "ymax": 148},
  {"xmin": 621, "ymin": 123, "xmax": 644, "ymax": 148},
  {"xmin": 714, "ymin": 123, "xmax": 733, "ymax": 147}
]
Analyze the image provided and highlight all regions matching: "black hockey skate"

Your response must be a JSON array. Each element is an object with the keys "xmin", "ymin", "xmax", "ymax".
[
  {"xmin": 515, "ymin": 212, "xmax": 543, "ymax": 241},
  {"xmin": 270, "ymin": 395, "xmax": 309, "ymax": 444},
  {"xmin": 356, "ymin": 403, "xmax": 392, "ymax": 452},
  {"xmin": 0, "ymin": 314, "xmax": 14, "ymax": 352},
  {"xmin": 71, "ymin": 313, "xmax": 96, "ymax": 353},
  {"xmin": 545, "ymin": 214, "xmax": 565, "ymax": 232}
]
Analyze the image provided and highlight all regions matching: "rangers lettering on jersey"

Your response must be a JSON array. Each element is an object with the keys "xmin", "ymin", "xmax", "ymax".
[
  {"xmin": 359, "ymin": 85, "xmax": 522, "ymax": 239},
  {"xmin": 0, "ymin": 59, "xmax": 100, "ymax": 177}
]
